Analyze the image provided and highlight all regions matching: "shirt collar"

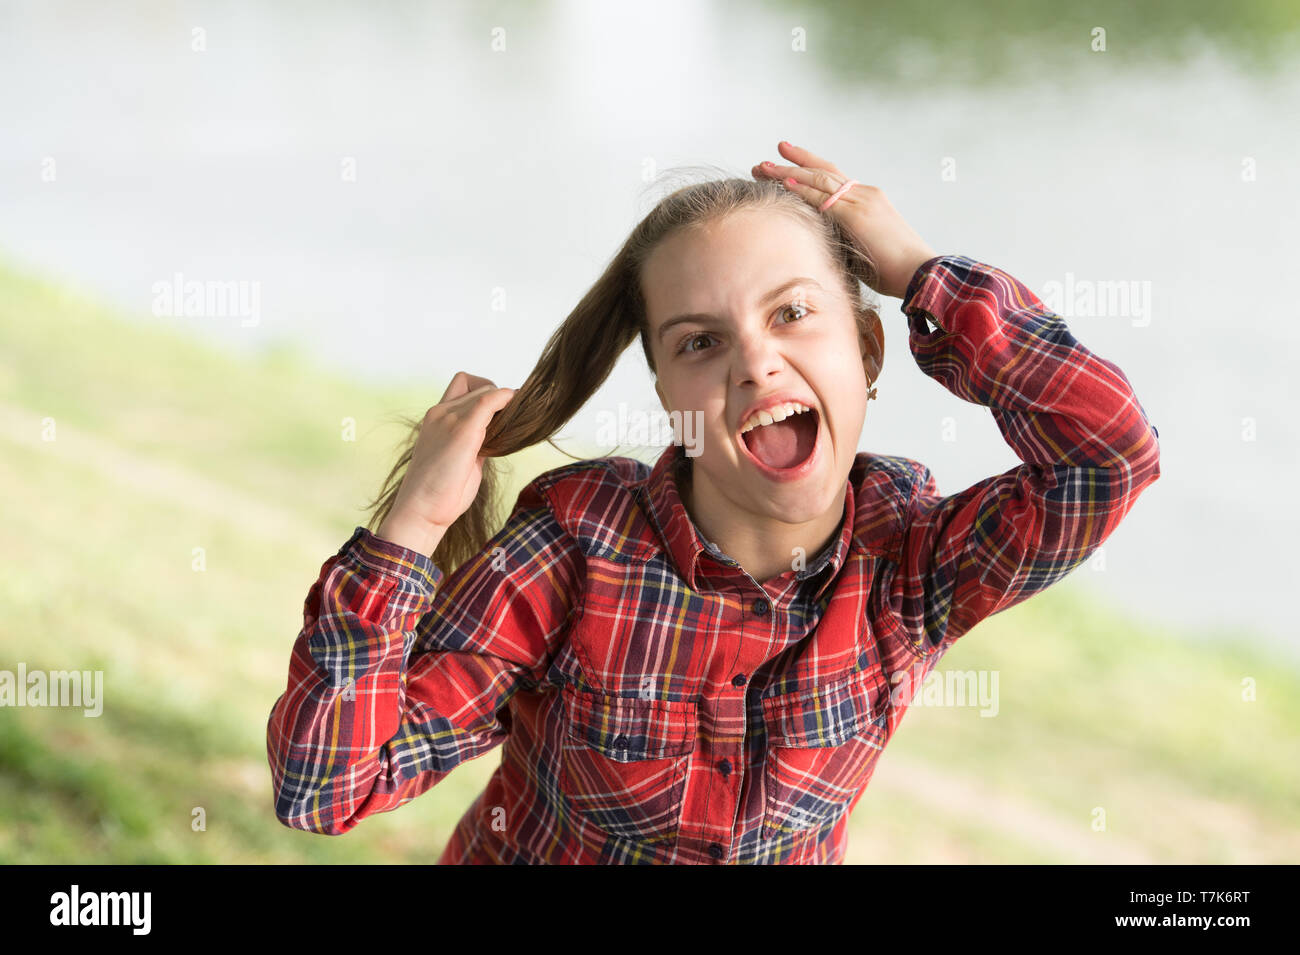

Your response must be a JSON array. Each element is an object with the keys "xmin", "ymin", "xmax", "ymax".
[{"xmin": 642, "ymin": 443, "xmax": 855, "ymax": 600}]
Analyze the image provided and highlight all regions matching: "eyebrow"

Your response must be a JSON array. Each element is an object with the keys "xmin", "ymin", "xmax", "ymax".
[{"xmin": 655, "ymin": 277, "xmax": 825, "ymax": 343}]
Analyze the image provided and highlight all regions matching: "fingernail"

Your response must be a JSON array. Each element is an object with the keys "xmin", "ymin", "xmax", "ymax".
[
  {"xmin": 761, "ymin": 161, "xmax": 774, "ymax": 168},
  {"xmin": 784, "ymin": 177, "xmax": 797, "ymax": 187}
]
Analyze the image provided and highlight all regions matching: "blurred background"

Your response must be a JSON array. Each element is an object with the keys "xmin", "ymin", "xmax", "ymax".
[{"xmin": 1, "ymin": 0, "xmax": 1297, "ymax": 863}]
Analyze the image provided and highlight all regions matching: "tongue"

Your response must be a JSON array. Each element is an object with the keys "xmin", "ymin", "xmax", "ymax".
[{"xmin": 743, "ymin": 413, "xmax": 817, "ymax": 469}]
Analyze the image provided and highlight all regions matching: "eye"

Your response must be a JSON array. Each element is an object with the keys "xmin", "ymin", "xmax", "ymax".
[
  {"xmin": 677, "ymin": 332, "xmax": 715, "ymax": 355},
  {"xmin": 777, "ymin": 301, "xmax": 812, "ymax": 324}
]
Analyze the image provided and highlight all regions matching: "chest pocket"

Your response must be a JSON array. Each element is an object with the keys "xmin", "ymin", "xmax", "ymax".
[
  {"xmin": 558, "ymin": 682, "xmax": 697, "ymax": 845},
  {"xmin": 760, "ymin": 664, "xmax": 891, "ymax": 839}
]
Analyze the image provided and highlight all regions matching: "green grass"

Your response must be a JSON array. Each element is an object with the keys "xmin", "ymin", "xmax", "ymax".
[{"xmin": 1, "ymin": 256, "xmax": 1296, "ymax": 863}]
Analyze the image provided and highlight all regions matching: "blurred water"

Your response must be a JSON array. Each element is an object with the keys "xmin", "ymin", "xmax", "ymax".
[{"xmin": 2, "ymin": 0, "xmax": 1297, "ymax": 657}]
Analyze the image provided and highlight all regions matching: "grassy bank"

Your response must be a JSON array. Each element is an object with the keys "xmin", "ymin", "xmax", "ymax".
[{"xmin": 1, "ymin": 258, "xmax": 1296, "ymax": 863}]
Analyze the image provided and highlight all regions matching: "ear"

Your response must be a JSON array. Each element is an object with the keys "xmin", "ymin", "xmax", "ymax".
[{"xmin": 858, "ymin": 309, "xmax": 885, "ymax": 384}]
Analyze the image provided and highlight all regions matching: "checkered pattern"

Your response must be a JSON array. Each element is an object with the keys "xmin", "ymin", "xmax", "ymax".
[{"xmin": 266, "ymin": 255, "xmax": 1161, "ymax": 863}]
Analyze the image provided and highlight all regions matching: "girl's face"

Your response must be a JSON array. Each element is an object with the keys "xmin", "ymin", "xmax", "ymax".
[{"xmin": 642, "ymin": 207, "xmax": 870, "ymax": 537}]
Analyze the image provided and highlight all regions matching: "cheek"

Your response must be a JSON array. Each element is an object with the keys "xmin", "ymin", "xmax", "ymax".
[
  {"xmin": 818, "ymin": 346, "xmax": 870, "ymax": 430},
  {"xmin": 661, "ymin": 374, "xmax": 729, "ymax": 441},
  {"xmin": 812, "ymin": 331, "xmax": 869, "ymax": 390},
  {"xmin": 669, "ymin": 375, "xmax": 718, "ymax": 412}
]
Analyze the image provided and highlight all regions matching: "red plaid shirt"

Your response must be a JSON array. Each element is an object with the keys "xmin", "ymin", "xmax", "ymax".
[{"xmin": 266, "ymin": 255, "xmax": 1161, "ymax": 863}]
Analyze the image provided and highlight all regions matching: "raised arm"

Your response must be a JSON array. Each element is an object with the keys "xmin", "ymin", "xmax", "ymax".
[
  {"xmin": 265, "ymin": 370, "xmax": 582, "ymax": 834},
  {"xmin": 750, "ymin": 146, "xmax": 1160, "ymax": 656},
  {"xmin": 891, "ymin": 255, "xmax": 1161, "ymax": 654},
  {"xmin": 265, "ymin": 496, "xmax": 582, "ymax": 834}
]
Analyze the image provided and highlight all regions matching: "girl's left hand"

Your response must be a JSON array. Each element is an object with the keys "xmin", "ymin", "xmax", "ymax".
[{"xmin": 752, "ymin": 141, "xmax": 937, "ymax": 300}]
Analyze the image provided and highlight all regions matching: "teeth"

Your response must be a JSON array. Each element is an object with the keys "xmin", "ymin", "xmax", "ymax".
[{"xmin": 740, "ymin": 402, "xmax": 812, "ymax": 434}]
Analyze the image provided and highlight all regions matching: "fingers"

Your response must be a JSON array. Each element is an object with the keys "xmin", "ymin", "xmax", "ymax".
[
  {"xmin": 439, "ymin": 370, "xmax": 496, "ymax": 404},
  {"xmin": 429, "ymin": 376, "xmax": 509, "ymax": 430},
  {"xmin": 752, "ymin": 158, "xmax": 802, "ymax": 183},
  {"xmin": 467, "ymin": 386, "xmax": 517, "ymax": 455},
  {"xmin": 469, "ymin": 385, "xmax": 517, "ymax": 428},
  {"xmin": 776, "ymin": 140, "xmax": 842, "ymax": 176},
  {"xmin": 751, "ymin": 141, "xmax": 845, "ymax": 181},
  {"xmin": 751, "ymin": 141, "xmax": 850, "ymax": 205},
  {"xmin": 423, "ymin": 382, "xmax": 516, "ymax": 453},
  {"xmin": 777, "ymin": 165, "xmax": 847, "ymax": 204},
  {"xmin": 433, "ymin": 382, "xmax": 505, "ymax": 420}
]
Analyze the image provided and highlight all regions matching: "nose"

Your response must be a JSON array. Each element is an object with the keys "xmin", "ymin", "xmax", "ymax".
[{"xmin": 732, "ymin": 331, "xmax": 784, "ymax": 388}]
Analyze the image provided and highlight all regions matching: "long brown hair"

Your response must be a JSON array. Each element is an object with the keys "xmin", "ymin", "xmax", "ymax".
[{"xmin": 363, "ymin": 165, "xmax": 885, "ymax": 576}]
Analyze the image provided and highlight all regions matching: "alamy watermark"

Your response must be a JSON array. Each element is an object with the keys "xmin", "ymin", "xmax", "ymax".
[
  {"xmin": 890, "ymin": 665, "xmax": 999, "ymax": 717},
  {"xmin": 595, "ymin": 402, "xmax": 704, "ymax": 457},
  {"xmin": 1, "ymin": 664, "xmax": 103, "ymax": 717},
  {"xmin": 152, "ymin": 271, "xmax": 261, "ymax": 327},
  {"xmin": 50, "ymin": 885, "xmax": 150, "ymax": 934},
  {"xmin": 1040, "ymin": 273, "xmax": 1151, "ymax": 327}
]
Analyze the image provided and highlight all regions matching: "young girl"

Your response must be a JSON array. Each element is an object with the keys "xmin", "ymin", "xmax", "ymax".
[{"xmin": 266, "ymin": 142, "xmax": 1161, "ymax": 864}]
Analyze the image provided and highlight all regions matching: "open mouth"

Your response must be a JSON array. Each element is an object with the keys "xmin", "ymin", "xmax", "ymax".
[{"xmin": 739, "ymin": 404, "xmax": 819, "ymax": 473}]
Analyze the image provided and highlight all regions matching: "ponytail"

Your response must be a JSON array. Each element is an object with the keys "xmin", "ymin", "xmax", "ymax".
[{"xmin": 363, "ymin": 168, "xmax": 882, "ymax": 576}]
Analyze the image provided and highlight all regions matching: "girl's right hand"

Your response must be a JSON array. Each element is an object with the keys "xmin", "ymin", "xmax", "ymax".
[{"xmin": 377, "ymin": 372, "xmax": 516, "ymax": 552}]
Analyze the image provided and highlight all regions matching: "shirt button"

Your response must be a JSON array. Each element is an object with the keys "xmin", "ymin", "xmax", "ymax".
[
  {"xmin": 752, "ymin": 599, "xmax": 769, "ymax": 616},
  {"xmin": 707, "ymin": 843, "xmax": 724, "ymax": 860},
  {"xmin": 717, "ymin": 759, "xmax": 732, "ymax": 777},
  {"xmin": 612, "ymin": 735, "xmax": 628, "ymax": 749},
  {"xmin": 731, "ymin": 673, "xmax": 747, "ymax": 687}
]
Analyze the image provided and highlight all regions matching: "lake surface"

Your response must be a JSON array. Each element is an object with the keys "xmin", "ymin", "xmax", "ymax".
[{"xmin": 2, "ymin": 0, "xmax": 1297, "ymax": 657}]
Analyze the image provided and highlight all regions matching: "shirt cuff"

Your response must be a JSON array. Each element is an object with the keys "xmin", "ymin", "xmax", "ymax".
[
  {"xmin": 899, "ymin": 254, "xmax": 953, "ymax": 335},
  {"xmin": 339, "ymin": 525, "xmax": 443, "ymax": 595},
  {"xmin": 900, "ymin": 254, "xmax": 947, "ymax": 301}
]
